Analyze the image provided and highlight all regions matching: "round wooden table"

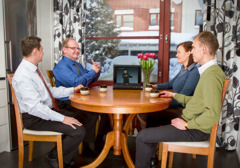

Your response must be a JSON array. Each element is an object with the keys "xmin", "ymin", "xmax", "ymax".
[{"xmin": 70, "ymin": 86, "xmax": 172, "ymax": 168}]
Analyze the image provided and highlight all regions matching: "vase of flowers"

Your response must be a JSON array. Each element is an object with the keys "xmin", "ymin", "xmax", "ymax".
[{"xmin": 137, "ymin": 53, "xmax": 156, "ymax": 87}]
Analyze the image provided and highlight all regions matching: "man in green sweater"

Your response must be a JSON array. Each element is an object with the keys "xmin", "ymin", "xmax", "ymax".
[{"xmin": 135, "ymin": 31, "xmax": 226, "ymax": 168}]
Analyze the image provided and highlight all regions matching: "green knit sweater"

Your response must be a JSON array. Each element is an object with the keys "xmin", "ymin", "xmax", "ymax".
[{"xmin": 174, "ymin": 65, "xmax": 225, "ymax": 133}]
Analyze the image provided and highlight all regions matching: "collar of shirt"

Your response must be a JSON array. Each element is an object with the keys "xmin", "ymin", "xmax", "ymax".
[
  {"xmin": 179, "ymin": 63, "xmax": 197, "ymax": 77},
  {"xmin": 22, "ymin": 59, "xmax": 38, "ymax": 72},
  {"xmin": 198, "ymin": 59, "xmax": 217, "ymax": 75},
  {"xmin": 62, "ymin": 56, "xmax": 77, "ymax": 65},
  {"xmin": 187, "ymin": 63, "xmax": 197, "ymax": 71}
]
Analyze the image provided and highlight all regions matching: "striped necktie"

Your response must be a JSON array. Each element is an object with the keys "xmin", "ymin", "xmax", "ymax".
[{"xmin": 74, "ymin": 62, "xmax": 82, "ymax": 76}]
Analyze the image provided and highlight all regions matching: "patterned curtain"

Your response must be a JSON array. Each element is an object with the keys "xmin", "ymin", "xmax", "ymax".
[
  {"xmin": 53, "ymin": 0, "xmax": 86, "ymax": 66},
  {"xmin": 202, "ymin": 0, "xmax": 240, "ymax": 150}
]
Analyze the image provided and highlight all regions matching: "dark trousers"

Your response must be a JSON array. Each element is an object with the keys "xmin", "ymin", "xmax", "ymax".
[
  {"xmin": 135, "ymin": 123, "xmax": 210, "ymax": 168},
  {"xmin": 22, "ymin": 109, "xmax": 85, "ymax": 164},
  {"xmin": 146, "ymin": 107, "xmax": 183, "ymax": 127},
  {"xmin": 56, "ymin": 100, "xmax": 98, "ymax": 143}
]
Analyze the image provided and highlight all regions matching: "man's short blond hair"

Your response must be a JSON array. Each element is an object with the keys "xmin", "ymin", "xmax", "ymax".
[
  {"xmin": 62, "ymin": 38, "xmax": 75, "ymax": 48},
  {"xmin": 194, "ymin": 31, "xmax": 219, "ymax": 56}
]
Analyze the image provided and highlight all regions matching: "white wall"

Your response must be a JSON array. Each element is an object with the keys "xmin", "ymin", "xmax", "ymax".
[
  {"xmin": 0, "ymin": 0, "xmax": 6, "ymax": 78},
  {"xmin": 0, "ymin": 0, "xmax": 10, "ymax": 153},
  {"xmin": 36, "ymin": 0, "xmax": 54, "ymax": 78},
  {"xmin": 181, "ymin": 0, "xmax": 201, "ymax": 34}
]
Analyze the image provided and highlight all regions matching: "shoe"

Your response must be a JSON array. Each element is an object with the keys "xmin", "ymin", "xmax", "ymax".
[
  {"xmin": 46, "ymin": 154, "xmax": 59, "ymax": 168},
  {"xmin": 64, "ymin": 160, "xmax": 75, "ymax": 167},
  {"xmin": 64, "ymin": 161, "xmax": 75, "ymax": 168}
]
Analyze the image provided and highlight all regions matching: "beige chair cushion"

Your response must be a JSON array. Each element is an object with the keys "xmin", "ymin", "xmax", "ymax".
[
  {"xmin": 163, "ymin": 140, "xmax": 210, "ymax": 148},
  {"xmin": 23, "ymin": 128, "xmax": 63, "ymax": 135}
]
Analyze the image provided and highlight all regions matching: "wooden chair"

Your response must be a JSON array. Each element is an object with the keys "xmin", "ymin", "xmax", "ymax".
[
  {"xmin": 7, "ymin": 74, "xmax": 64, "ymax": 168},
  {"xmin": 46, "ymin": 70, "xmax": 56, "ymax": 87},
  {"xmin": 160, "ymin": 78, "xmax": 231, "ymax": 168}
]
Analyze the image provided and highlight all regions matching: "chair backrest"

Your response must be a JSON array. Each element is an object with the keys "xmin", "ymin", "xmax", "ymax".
[
  {"xmin": 208, "ymin": 78, "xmax": 231, "ymax": 149},
  {"xmin": 7, "ymin": 74, "xmax": 24, "ymax": 142},
  {"xmin": 46, "ymin": 70, "xmax": 55, "ymax": 87}
]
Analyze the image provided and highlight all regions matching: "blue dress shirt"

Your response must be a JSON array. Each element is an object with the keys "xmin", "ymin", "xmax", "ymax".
[
  {"xmin": 157, "ymin": 63, "xmax": 200, "ymax": 108},
  {"xmin": 53, "ymin": 56, "xmax": 100, "ymax": 100}
]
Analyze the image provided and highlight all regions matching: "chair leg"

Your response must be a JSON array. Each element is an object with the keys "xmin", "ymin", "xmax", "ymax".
[
  {"xmin": 192, "ymin": 154, "xmax": 196, "ymax": 159},
  {"xmin": 28, "ymin": 141, "xmax": 34, "ymax": 161},
  {"xmin": 128, "ymin": 115, "xmax": 134, "ymax": 135},
  {"xmin": 158, "ymin": 142, "xmax": 163, "ymax": 160},
  {"xmin": 18, "ymin": 141, "xmax": 24, "ymax": 168},
  {"xmin": 161, "ymin": 144, "xmax": 168, "ymax": 168},
  {"xmin": 168, "ymin": 152, "xmax": 174, "ymax": 168},
  {"xmin": 95, "ymin": 117, "xmax": 100, "ymax": 137},
  {"xmin": 78, "ymin": 142, "xmax": 83, "ymax": 154},
  {"xmin": 207, "ymin": 153, "xmax": 214, "ymax": 168},
  {"xmin": 57, "ymin": 136, "xmax": 63, "ymax": 168}
]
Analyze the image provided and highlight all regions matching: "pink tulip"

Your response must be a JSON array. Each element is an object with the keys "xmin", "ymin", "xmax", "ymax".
[
  {"xmin": 145, "ymin": 53, "xmax": 150, "ymax": 57},
  {"xmin": 149, "ymin": 53, "xmax": 156, "ymax": 59},
  {"xmin": 137, "ymin": 53, "xmax": 143, "ymax": 59},
  {"xmin": 143, "ymin": 54, "xmax": 148, "ymax": 60}
]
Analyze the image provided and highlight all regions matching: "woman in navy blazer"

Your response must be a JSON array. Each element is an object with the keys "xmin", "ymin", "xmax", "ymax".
[{"xmin": 138, "ymin": 41, "xmax": 200, "ymax": 127}]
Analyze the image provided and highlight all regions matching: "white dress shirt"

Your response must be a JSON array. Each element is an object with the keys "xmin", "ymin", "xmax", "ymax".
[
  {"xmin": 12, "ymin": 59, "xmax": 74, "ymax": 122},
  {"xmin": 198, "ymin": 59, "xmax": 217, "ymax": 75}
]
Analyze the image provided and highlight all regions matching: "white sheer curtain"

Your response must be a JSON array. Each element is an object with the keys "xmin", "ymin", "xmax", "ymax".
[
  {"xmin": 53, "ymin": 0, "xmax": 86, "ymax": 66},
  {"xmin": 203, "ymin": 0, "xmax": 240, "ymax": 150}
]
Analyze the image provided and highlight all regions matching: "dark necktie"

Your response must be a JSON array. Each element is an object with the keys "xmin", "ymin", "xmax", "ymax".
[
  {"xmin": 74, "ymin": 62, "xmax": 82, "ymax": 76},
  {"xmin": 36, "ymin": 69, "xmax": 60, "ymax": 111}
]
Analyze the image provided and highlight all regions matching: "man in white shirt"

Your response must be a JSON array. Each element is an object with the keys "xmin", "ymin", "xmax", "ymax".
[{"xmin": 12, "ymin": 36, "xmax": 85, "ymax": 168}]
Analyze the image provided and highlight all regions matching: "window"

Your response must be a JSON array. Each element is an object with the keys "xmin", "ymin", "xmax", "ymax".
[
  {"xmin": 123, "ymin": 15, "xmax": 133, "ymax": 28},
  {"xmin": 149, "ymin": 8, "xmax": 160, "ymax": 28},
  {"xmin": 86, "ymin": 0, "xmax": 160, "ymax": 83},
  {"xmin": 116, "ymin": 15, "xmax": 121, "ymax": 27},
  {"xmin": 170, "ymin": 12, "xmax": 174, "ymax": 28},
  {"xmin": 115, "ymin": 10, "xmax": 134, "ymax": 30},
  {"xmin": 116, "ymin": 14, "xmax": 134, "ymax": 28},
  {"xmin": 170, "ymin": 8, "xmax": 175, "ymax": 30},
  {"xmin": 195, "ymin": 10, "xmax": 202, "ymax": 25},
  {"xmin": 150, "ymin": 14, "xmax": 159, "ymax": 26}
]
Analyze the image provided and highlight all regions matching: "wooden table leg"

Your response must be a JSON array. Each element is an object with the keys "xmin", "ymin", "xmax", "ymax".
[
  {"xmin": 80, "ymin": 114, "xmax": 135, "ymax": 168},
  {"xmin": 113, "ymin": 114, "xmax": 123, "ymax": 155},
  {"xmin": 121, "ymin": 132, "xmax": 135, "ymax": 168},
  {"xmin": 80, "ymin": 132, "xmax": 114, "ymax": 168}
]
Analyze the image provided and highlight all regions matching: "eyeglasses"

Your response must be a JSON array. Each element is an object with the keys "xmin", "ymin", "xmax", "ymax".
[{"xmin": 65, "ymin": 47, "xmax": 80, "ymax": 51}]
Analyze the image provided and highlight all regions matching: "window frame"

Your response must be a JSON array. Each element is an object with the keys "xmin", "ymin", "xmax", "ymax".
[
  {"xmin": 115, "ymin": 14, "xmax": 134, "ymax": 28},
  {"xmin": 86, "ymin": 0, "xmax": 170, "ymax": 84},
  {"xmin": 150, "ymin": 13, "xmax": 160, "ymax": 26}
]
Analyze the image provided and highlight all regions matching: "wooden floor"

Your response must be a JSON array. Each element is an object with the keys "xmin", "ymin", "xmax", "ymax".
[{"xmin": 0, "ymin": 136, "xmax": 239, "ymax": 168}]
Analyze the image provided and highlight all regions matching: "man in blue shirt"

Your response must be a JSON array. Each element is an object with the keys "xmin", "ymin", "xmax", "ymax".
[
  {"xmin": 53, "ymin": 38, "xmax": 101, "ymax": 155},
  {"xmin": 54, "ymin": 38, "xmax": 101, "ymax": 91}
]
